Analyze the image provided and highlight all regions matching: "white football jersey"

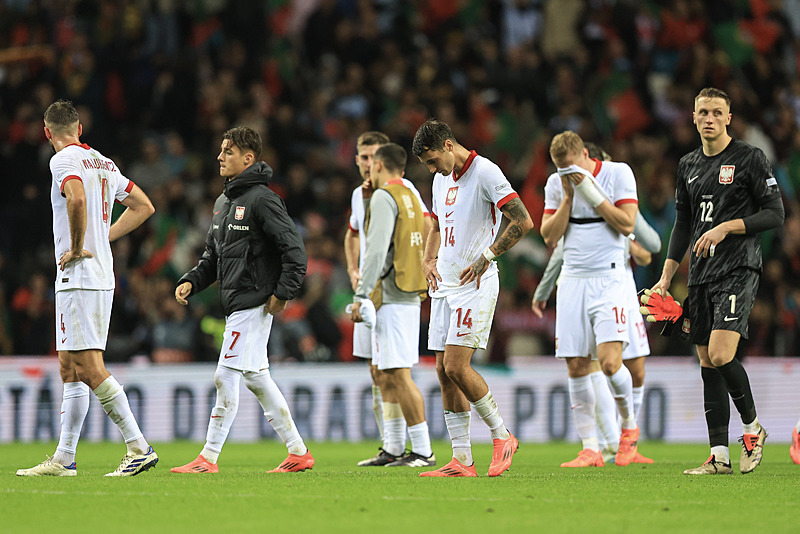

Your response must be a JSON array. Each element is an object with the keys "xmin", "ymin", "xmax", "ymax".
[
  {"xmin": 544, "ymin": 159, "xmax": 638, "ymax": 277},
  {"xmin": 50, "ymin": 143, "xmax": 134, "ymax": 291},
  {"xmin": 348, "ymin": 178, "xmax": 429, "ymax": 269},
  {"xmin": 431, "ymin": 151, "xmax": 519, "ymax": 297}
]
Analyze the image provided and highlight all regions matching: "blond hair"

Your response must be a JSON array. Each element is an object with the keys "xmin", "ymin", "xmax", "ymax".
[{"xmin": 549, "ymin": 131, "xmax": 584, "ymax": 165}]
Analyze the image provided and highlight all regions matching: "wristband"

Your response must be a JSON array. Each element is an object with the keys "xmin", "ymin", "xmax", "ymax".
[
  {"xmin": 482, "ymin": 247, "xmax": 496, "ymax": 262},
  {"xmin": 574, "ymin": 178, "xmax": 605, "ymax": 208}
]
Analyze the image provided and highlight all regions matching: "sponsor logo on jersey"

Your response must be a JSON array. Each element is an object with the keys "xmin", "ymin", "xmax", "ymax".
[
  {"xmin": 719, "ymin": 165, "xmax": 735, "ymax": 184},
  {"xmin": 235, "ymin": 206, "xmax": 246, "ymax": 220},
  {"xmin": 445, "ymin": 187, "xmax": 458, "ymax": 206},
  {"xmin": 228, "ymin": 224, "xmax": 250, "ymax": 231},
  {"xmin": 682, "ymin": 318, "xmax": 691, "ymax": 334}
]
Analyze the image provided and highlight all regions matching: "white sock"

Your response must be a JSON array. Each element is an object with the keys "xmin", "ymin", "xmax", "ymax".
[
  {"xmin": 382, "ymin": 402, "xmax": 406, "ymax": 456},
  {"xmin": 202, "ymin": 365, "xmax": 241, "ymax": 463},
  {"xmin": 608, "ymin": 365, "xmax": 636, "ymax": 429},
  {"xmin": 53, "ymin": 382, "xmax": 90, "ymax": 466},
  {"xmin": 711, "ymin": 445, "xmax": 730, "ymax": 464},
  {"xmin": 568, "ymin": 375, "xmax": 599, "ymax": 451},
  {"xmin": 408, "ymin": 422, "xmax": 432, "ymax": 457},
  {"xmin": 372, "ymin": 385, "xmax": 384, "ymax": 440},
  {"xmin": 93, "ymin": 376, "xmax": 148, "ymax": 454},
  {"xmin": 444, "ymin": 411, "xmax": 472, "ymax": 466},
  {"xmin": 632, "ymin": 385, "xmax": 645, "ymax": 422},
  {"xmin": 244, "ymin": 369, "xmax": 307, "ymax": 456},
  {"xmin": 743, "ymin": 416, "xmax": 760, "ymax": 435},
  {"xmin": 590, "ymin": 372, "xmax": 618, "ymax": 452},
  {"xmin": 471, "ymin": 390, "xmax": 510, "ymax": 440}
]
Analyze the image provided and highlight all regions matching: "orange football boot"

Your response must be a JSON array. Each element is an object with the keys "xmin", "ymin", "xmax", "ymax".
[
  {"xmin": 419, "ymin": 457, "xmax": 478, "ymax": 477},
  {"xmin": 615, "ymin": 427, "xmax": 640, "ymax": 466},
  {"xmin": 267, "ymin": 450, "xmax": 315, "ymax": 473},
  {"xmin": 170, "ymin": 455, "xmax": 219, "ymax": 473},
  {"xmin": 487, "ymin": 433, "xmax": 519, "ymax": 477},
  {"xmin": 790, "ymin": 427, "xmax": 800, "ymax": 465},
  {"xmin": 560, "ymin": 448, "xmax": 604, "ymax": 468},
  {"xmin": 632, "ymin": 451, "xmax": 654, "ymax": 464}
]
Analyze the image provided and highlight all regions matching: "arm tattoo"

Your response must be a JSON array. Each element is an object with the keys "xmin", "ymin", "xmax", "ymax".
[{"xmin": 492, "ymin": 198, "xmax": 529, "ymax": 256}]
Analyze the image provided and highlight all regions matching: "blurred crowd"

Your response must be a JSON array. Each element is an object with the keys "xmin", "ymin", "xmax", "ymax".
[{"xmin": 1, "ymin": 0, "xmax": 799, "ymax": 361}]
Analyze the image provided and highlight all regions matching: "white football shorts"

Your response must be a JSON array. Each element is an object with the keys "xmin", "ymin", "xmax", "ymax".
[
  {"xmin": 623, "ymin": 272, "xmax": 650, "ymax": 360},
  {"xmin": 555, "ymin": 273, "xmax": 629, "ymax": 359},
  {"xmin": 352, "ymin": 321, "xmax": 372, "ymax": 359},
  {"xmin": 55, "ymin": 289, "xmax": 113, "ymax": 351},
  {"xmin": 373, "ymin": 303, "xmax": 420, "ymax": 370},
  {"xmin": 218, "ymin": 305, "xmax": 274, "ymax": 372},
  {"xmin": 428, "ymin": 274, "xmax": 499, "ymax": 352}
]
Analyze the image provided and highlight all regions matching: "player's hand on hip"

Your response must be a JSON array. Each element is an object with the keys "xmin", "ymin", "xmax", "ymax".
[
  {"xmin": 265, "ymin": 295, "xmax": 288, "ymax": 315},
  {"xmin": 531, "ymin": 298, "xmax": 546, "ymax": 318},
  {"xmin": 423, "ymin": 257, "xmax": 442, "ymax": 292},
  {"xmin": 58, "ymin": 249, "xmax": 93, "ymax": 271},
  {"xmin": 175, "ymin": 282, "xmax": 193, "ymax": 305},
  {"xmin": 693, "ymin": 226, "xmax": 727, "ymax": 258},
  {"xmin": 459, "ymin": 256, "xmax": 489, "ymax": 289}
]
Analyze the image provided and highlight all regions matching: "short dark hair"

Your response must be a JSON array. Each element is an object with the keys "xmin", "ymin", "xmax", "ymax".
[
  {"xmin": 222, "ymin": 127, "xmax": 262, "ymax": 159},
  {"xmin": 695, "ymin": 87, "xmax": 731, "ymax": 109},
  {"xmin": 584, "ymin": 142, "xmax": 611, "ymax": 161},
  {"xmin": 374, "ymin": 143, "xmax": 407, "ymax": 174},
  {"xmin": 357, "ymin": 131, "xmax": 390, "ymax": 147},
  {"xmin": 412, "ymin": 119, "xmax": 456, "ymax": 157},
  {"xmin": 43, "ymin": 100, "xmax": 79, "ymax": 134}
]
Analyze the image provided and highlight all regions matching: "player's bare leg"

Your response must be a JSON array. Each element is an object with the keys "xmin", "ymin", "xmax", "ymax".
[
  {"xmin": 442, "ymin": 346, "xmax": 517, "ymax": 476},
  {"xmin": 381, "ymin": 368, "xmax": 434, "ymax": 467}
]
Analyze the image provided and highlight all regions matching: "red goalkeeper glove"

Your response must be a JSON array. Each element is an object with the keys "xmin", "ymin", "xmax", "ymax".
[{"xmin": 639, "ymin": 289, "xmax": 683, "ymax": 323}]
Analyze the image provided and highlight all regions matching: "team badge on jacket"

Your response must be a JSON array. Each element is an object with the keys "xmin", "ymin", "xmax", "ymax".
[
  {"xmin": 445, "ymin": 187, "xmax": 458, "ymax": 206},
  {"xmin": 719, "ymin": 165, "xmax": 735, "ymax": 184},
  {"xmin": 235, "ymin": 206, "xmax": 246, "ymax": 220}
]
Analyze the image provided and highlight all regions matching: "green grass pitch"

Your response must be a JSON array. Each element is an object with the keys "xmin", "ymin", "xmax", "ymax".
[{"xmin": 1, "ymin": 440, "xmax": 797, "ymax": 534}]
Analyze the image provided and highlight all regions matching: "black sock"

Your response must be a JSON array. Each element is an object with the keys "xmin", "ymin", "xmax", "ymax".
[
  {"xmin": 701, "ymin": 366, "xmax": 730, "ymax": 448},
  {"xmin": 716, "ymin": 358, "xmax": 757, "ymax": 425}
]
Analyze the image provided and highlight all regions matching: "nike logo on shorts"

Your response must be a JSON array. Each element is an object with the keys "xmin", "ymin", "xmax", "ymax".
[
  {"xmin": 456, "ymin": 332, "xmax": 469, "ymax": 337},
  {"xmin": 224, "ymin": 354, "xmax": 238, "ymax": 359},
  {"xmin": 723, "ymin": 316, "xmax": 738, "ymax": 322}
]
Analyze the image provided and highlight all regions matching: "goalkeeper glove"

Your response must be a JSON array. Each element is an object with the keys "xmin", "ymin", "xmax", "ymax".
[{"xmin": 639, "ymin": 288, "xmax": 683, "ymax": 323}]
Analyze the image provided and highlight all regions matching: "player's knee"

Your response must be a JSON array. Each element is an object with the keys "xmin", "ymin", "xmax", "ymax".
[{"xmin": 442, "ymin": 360, "xmax": 468, "ymax": 383}]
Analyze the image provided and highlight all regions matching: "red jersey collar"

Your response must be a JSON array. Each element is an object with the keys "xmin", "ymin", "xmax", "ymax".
[
  {"xmin": 454, "ymin": 150, "xmax": 477, "ymax": 181},
  {"xmin": 591, "ymin": 158, "xmax": 602, "ymax": 177},
  {"xmin": 64, "ymin": 143, "xmax": 91, "ymax": 150}
]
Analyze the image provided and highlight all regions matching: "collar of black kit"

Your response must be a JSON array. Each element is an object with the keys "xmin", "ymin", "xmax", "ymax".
[{"xmin": 224, "ymin": 161, "xmax": 273, "ymax": 197}]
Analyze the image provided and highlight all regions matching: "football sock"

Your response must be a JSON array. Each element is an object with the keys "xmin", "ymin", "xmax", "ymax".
[
  {"xmin": 632, "ymin": 385, "xmax": 645, "ymax": 422},
  {"xmin": 589, "ymin": 371, "xmax": 619, "ymax": 452},
  {"xmin": 608, "ymin": 365, "xmax": 636, "ymax": 429},
  {"xmin": 408, "ymin": 421, "xmax": 433, "ymax": 457},
  {"xmin": 93, "ymin": 375, "xmax": 149, "ymax": 455},
  {"xmin": 471, "ymin": 390, "xmax": 510, "ymax": 440},
  {"xmin": 202, "ymin": 365, "xmax": 241, "ymax": 462},
  {"xmin": 711, "ymin": 445, "xmax": 730, "ymax": 464},
  {"xmin": 743, "ymin": 417, "xmax": 760, "ymax": 435},
  {"xmin": 715, "ymin": 358, "xmax": 757, "ymax": 426},
  {"xmin": 53, "ymin": 381, "xmax": 90, "ymax": 466},
  {"xmin": 372, "ymin": 385, "xmax": 384, "ymax": 440},
  {"xmin": 382, "ymin": 402, "xmax": 406, "ymax": 457},
  {"xmin": 568, "ymin": 375, "xmax": 599, "ymax": 451},
  {"xmin": 244, "ymin": 369, "xmax": 307, "ymax": 456},
  {"xmin": 444, "ymin": 411, "xmax": 473, "ymax": 466},
  {"xmin": 701, "ymin": 366, "xmax": 730, "ymax": 448}
]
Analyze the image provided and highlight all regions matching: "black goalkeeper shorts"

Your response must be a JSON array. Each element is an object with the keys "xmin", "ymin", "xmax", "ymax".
[{"xmin": 680, "ymin": 268, "xmax": 759, "ymax": 346}]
